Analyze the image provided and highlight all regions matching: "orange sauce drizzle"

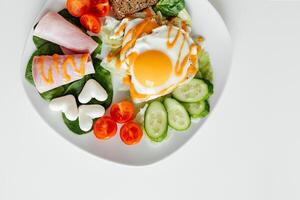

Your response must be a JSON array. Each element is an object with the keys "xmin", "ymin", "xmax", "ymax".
[
  {"xmin": 143, "ymin": 7, "xmax": 154, "ymax": 18},
  {"xmin": 167, "ymin": 24, "xmax": 181, "ymax": 49},
  {"xmin": 38, "ymin": 56, "xmax": 54, "ymax": 85},
  {"xmin": 105, "ymin": 19, "xmax": 202, "ymax": 101},
  {"xmin": 115, "ymin": 23, "xmax": 126, "ymax": 36},
  {"xmin": 123, "ymin": 75, "xmax": 131, "ymax": 86},
  {"xmin": 174, "ymin": 31, "xmax": 187, "ymax": 76},
  {"xmin": 121, "ymin": 18, "xmax": 158, "ymax": 56},
  {"xmin": 106, "ymin": 18, "xmax": 158, "ymax": 72},
  {"xmin": 38, "ymin": 54, "xmax": 88, "ymax": 84}
]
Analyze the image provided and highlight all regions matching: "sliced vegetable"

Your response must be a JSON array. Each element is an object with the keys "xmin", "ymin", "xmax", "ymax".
[
  {"xmin": 120, "ymin": 122, "xmax": 143, "ymax": 145},
  {"xmin": 164, "ymin": 98, "xmax": 190, "ymax": 131},
  {"xmin": 93, "ymin": 116, "xmax": 117, "ymax": 140},
  {"xmin": 172, "ymin": 79, "xmax": 213, "ymax": 103},
  {"xmin": 144, "ymin": 101, "xmax": 168, "ymax": 142},
  {"xmin": 80, "ymin": 14, "xmax": 101, "ymax": 33},
  {"xmin": 90, "ymin": 0, "xmax": 110, "ymax": 17},
  {"xmin": 155, "ymin": 0, "xmax": 185, "ymax": 17},
  {"xmin": 66, "ymin": 0, "xmax": 91, "ymax": 17},
  {"xmin": 182, "ymin": 101, "xmax": 210, "ymax": 118},
  {"xmin": 110, "ymin": 101, "xmax": 135, "ymax": 123}
]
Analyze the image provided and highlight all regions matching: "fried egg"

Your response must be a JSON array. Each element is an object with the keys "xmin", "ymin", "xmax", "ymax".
[{"xmin": 103, "ymin": 17, "xmax": 200, "ymax": 103}]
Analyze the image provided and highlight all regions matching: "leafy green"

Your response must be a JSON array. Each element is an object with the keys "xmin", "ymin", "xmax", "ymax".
[
  {"xmin": 58, "ymin": 9, "xmax": 86, "ymax": 32},
  {"xmin": 40, "ymin": 86, "xmax": 66, "ymax": 101},
  {"xmin": 155, "ymin": 0, "xmax": 185, "ymax": 17},
  {"xmin": 26, "ymin": 9, "xmax": 113, "ymax": 135},
  {"xmin": 62, "ymin": 114, "xmax": 91, "ymax": 135},
  {"xmin": 91, "ymin": 36, "xmax": 102, "ymax": 59},
  {"xmin": 90, "ymin": 59, "xmax": 113, "ymax": 109},
  {"xmin": 62, "ymin": 40, "xmax": 112, "ymax": 135},
  {"xmin": 196, "ymin": 51, "xmax": 213, "ymax": 82},
  {"xmin": 64, "ymin": 76, "xmax": 90, "ymax": 97},
  {"xmin": 62, "ymin": 64, "xmax": 113, "ymax": 135},
  {"xmin": 33, "ymin": 36, "xmax": 49, "ymax": 49}
]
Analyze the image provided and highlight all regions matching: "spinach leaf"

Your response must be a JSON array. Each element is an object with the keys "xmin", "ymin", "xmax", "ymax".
[
  {"xmin": 26, "ymin": 10, "xmax": 113, "ymax": 135},
  {"xmin": 155, "ymin": 0, "xmax": 185, "ymax": 17},
  {"xmin": 64, "ymin": 76, "xmax": 89, "ymax": 97},
  {"xmin": 61, "ymin": 38, "xmax": 112, "ymax": 135},
  {"xmin": 33, "ymin": 36, "xmax": 49, "ymax": 49},
  {"xmin": 62, "ymin": 113, "xmax": 90, "ymax": 135},
  {"xmin": 58, "ymin": 9, "xmax": 86, "ymax": 32},
  {"xmin": 91, "ymin": 36, "xmax": 102, "ymax": 59},
  {"xmin": 91, "ymin": 58, "xmax": 113, "ymax": 109},
  {"xmin": 40, "ymin": 86, "xmax": 66, "ymax": 101}
]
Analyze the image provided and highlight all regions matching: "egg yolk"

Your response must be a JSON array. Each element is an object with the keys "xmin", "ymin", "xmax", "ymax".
[{"xmin": 133, "ymin": 50, "xmax": 172, "ymax": 87}]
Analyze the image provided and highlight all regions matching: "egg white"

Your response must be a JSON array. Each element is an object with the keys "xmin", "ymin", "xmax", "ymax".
[{"xmin": 126, "ymin": 25, "xmax": 198, "ymax": 96}]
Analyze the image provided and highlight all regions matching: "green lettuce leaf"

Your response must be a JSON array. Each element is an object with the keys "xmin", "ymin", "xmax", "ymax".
[
  {"xmin": 155, "ymin": 0, "xmax": 185, "ymax": 17},
  {"xmin": 196, "ymin": 50, "xmax": 213, "ymax": 82}
]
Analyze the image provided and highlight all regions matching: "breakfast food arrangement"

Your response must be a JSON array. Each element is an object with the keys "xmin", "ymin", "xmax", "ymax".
[{"xmin": 25, "ymin": 0, "xmax": 214, "ymax": 145}]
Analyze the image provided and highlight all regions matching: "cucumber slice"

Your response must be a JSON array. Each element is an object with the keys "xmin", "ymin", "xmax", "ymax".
[
  {"xmin": 183, "ymin": 100, "xmax": 210, "ymax": 118},
  {"xmin": 164, "ymin": 98, "xmax": 191, "ymax": 131},
  {"xmin": 172, "ymin": 79, "xmax": 213, "ymax": 103},
  {"xmin": 144, "ymin": 101, "xmax": 168, "ymax": 142}
]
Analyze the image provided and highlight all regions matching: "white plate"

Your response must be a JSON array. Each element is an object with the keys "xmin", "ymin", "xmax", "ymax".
[{"xmin": 21, "ymin": 0, "xmax": 232, "ymax": 166}]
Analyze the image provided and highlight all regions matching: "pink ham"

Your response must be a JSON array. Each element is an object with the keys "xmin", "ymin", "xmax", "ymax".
[
  {"xmin": 32, "ymin": 54, "xmax": 95, "ymax": 93},
  {"xmin": 34, "ymin": 12, "xmax": 98, "ymax": 54}
]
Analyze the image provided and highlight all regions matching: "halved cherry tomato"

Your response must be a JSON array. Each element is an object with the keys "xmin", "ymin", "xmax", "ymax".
[
  {"xmin": 120, "ymin": 122, "xmax": 143, "ymax": 145},
  {"xmin": 110, "ymin": 101, "xmax": 135, "ymax": 123},
  {"xmin": 93, "ymin": 116, "xmax": 117, "ymax": 140},
  {"xmin": 90, "ymin": 0, "xmax": 110, "ymax": 17},
  {"xmin": 80, "ymin": 14, "xmax": 101, "ymax": 33},
  {"xmin": 66, "ymin": 0, "xmax": 91, "ymax": 17}
]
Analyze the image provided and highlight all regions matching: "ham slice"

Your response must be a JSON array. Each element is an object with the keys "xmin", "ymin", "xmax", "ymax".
[
  {"xmin": 32, "ymin": 54, "xmax": 95, "ymax": 93},
  {"xmin": 34, "ymin": 12, "xmax": 98, "ymax": 53}
]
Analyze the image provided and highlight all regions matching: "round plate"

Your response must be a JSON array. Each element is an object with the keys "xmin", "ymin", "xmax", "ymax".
[{"xmin": 21, "ymin": 0, "xmax": 232, "ymax": 166}]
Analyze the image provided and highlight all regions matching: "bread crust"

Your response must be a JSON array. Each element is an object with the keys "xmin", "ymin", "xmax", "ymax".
[{"xmin": 110, "ymin": 0, "xmax": 157, "ymax": 19}]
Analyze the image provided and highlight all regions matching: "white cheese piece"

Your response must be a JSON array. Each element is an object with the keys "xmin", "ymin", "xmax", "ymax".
[
  {"xmin": 78, "ymin": 79, "xmax": 108, "ymax": 104},
  {"xmin": 78, "ymin": 105, "xmax": 105, "ymax": 131},
  {"xmin": 49, "ymin": 95, "xmax": 78, "ymax": 121}
]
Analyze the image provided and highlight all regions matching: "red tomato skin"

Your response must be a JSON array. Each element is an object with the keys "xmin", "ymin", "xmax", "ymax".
[
  {"xmin": 90, "ymin": 0, "xmax": 110, "ymax": 17},
  {"xmin": 80, "ymin": 14, "xmax": 101, "ymax": 33},
  {"xmin": 120, "ymin": 122, "xmax": 143, "ymax": 145},
  {"xmin": 66, "ymin": 0, "xmax": 91, "ymax": 17},
  {"xmin": 110, "ymin": 101, "xmax": 135, "ymax": 124},
  {"xmin": 93, "ymin": 116, "xmax": 117, "ymax": 140}
]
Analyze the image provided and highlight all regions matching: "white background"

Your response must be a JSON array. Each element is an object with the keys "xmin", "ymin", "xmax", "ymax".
[{"xmin": 1, "ymin": 0, "xmax": 300, "ymax": 199}]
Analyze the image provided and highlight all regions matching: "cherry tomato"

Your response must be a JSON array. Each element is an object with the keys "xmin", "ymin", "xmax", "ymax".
[
  {"xmin": 93, "ymin": 116, "xmax": 117, "ymax": 140},
  {"xmin": 120, "ymin": 122, "xmax": 143, "ymax": 145},
  {"xmin": 80, "ymin": 14, "xmax": 101, "ymax": 33},
  {"xmin": 110, "ymin": 101, "xmax": 135, "ymax": 123},
  {"xmin": 90, "ymin": 0, "xmax": 110, "ymax": 17},
  {"xmin": 66, "ymin": 0, "xmax": 91, "ymax": 17}
]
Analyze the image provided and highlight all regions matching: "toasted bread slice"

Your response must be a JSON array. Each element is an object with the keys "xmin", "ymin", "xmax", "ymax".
[{"xmin": 110, "ymin": 0, "xmax": 158, "ymax": 19}]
